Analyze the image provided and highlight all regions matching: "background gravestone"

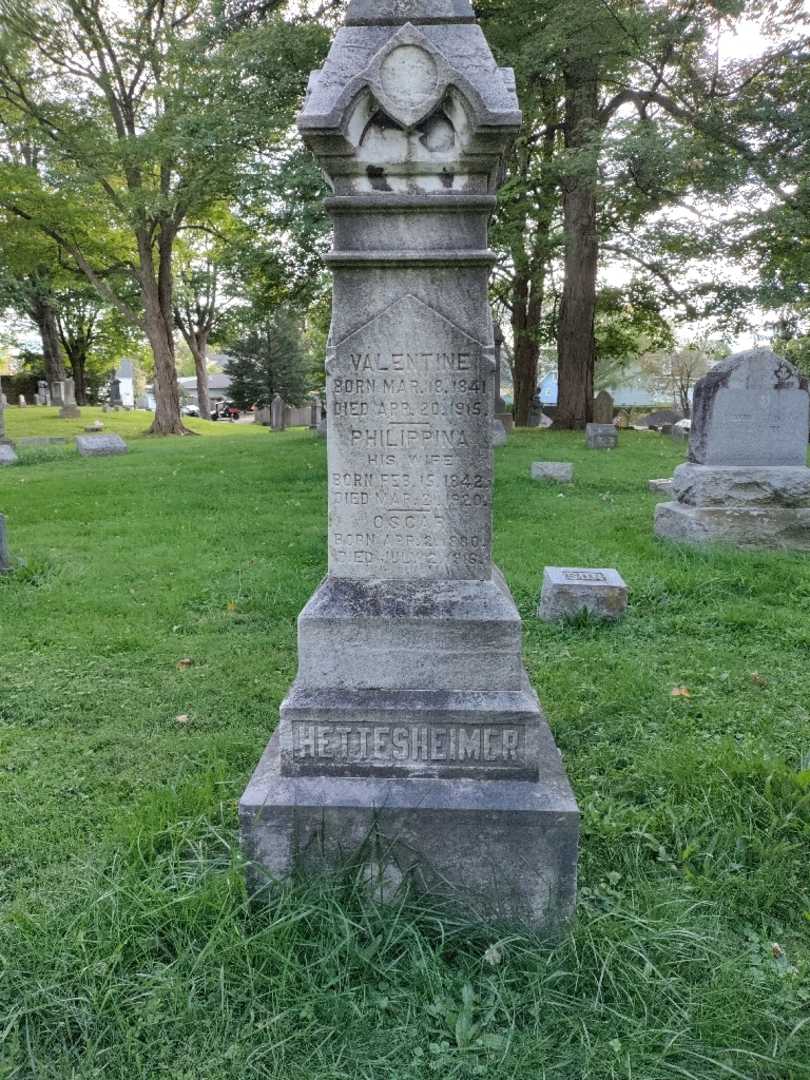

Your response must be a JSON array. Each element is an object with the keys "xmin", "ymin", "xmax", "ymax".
[
  {"xmin": 240, "ymin": 0, "xmax": 578, "ymax": 931},
  {"xmin": 76, "ymin": 434, "xmax": 128, "ymax": 457},
  {"xmin": 270, "ymin": 394, "xmax": 286, "ymax": 431},
  {"xmin": 0, "ymin": 514, "xmax": 11, "ymax": 573},
  {"xmin": 656, "ymin": 349, "xmax": 810, "ymax": 549},
  {"xmin": 58, "ymin": 378, "xmax": 81, "ymax": 419},
  {"xmin": 593, "ymin": 390, "xmax": 614, "ymax": 425},
  {"xmin": 0, "ymin": 388, "xmax": 9, "ymax": 445},
  {"xmin": 586, "ymin": 423, "xmax": 618, "ymax": 450}
]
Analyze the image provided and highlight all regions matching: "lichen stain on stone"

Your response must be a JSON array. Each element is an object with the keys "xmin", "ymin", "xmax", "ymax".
[{"xmin": 366, "ymin": 165, "xmax": 392, "ymax": 191}]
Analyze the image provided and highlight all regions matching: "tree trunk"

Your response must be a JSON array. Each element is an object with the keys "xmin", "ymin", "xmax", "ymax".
[
  {"xmin": 191, "ymin": 331, "xmax": 211, "ymax": 420},
  {"xmin": 30, "ymin": 298, "xmax": 67, "ymax": 385},
  {"xmin": 139, "ymin": 226, "xmax": 191, "ymax": 436},
  {"xmin": 512, "ymin": 269, "xmax": 542, "ymax": 427},
  {"xmin": 69, "ymin": 353, "xmax": 88, "ymax": 404},
  {"xmin": 555, "ymin": 61, "xmax": 600, "ymax": 430}
]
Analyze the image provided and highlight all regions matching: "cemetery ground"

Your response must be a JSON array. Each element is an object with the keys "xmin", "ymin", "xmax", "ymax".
[{"xmin": 1, "ymin": 416, "xmax": 809, "ymax": 1080}]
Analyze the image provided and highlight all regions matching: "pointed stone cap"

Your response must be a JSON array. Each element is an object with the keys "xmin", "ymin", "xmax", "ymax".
[{"xmin": 346, "ymin": 0, "xmax": 475, "ymax": 25}]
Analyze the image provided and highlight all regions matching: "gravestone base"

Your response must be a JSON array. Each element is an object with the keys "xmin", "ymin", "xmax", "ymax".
[
  {"xmin": 240, "ymin": 730, "xmax": 578, "ymax": 933},
  {"xmin": 58, "ymin": 405, "xmax": 81, "ymax": 419},
  {"xmin": 655, "ymin": 502, "xmax": 810, "ymax": 551},
  {"xmin": 672, "ymin": 464, "xmax": 810, "ymax": 508},
  {"xmin": 0, "ymin": 444, "xmax": 18, "ymax": 466},
  {"xmin": 493, "ymin": 419, "xmax": 508, "ymax": 447}
]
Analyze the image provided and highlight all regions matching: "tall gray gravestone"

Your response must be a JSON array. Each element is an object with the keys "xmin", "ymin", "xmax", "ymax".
[
  {"xmin": 58, "ymin": 378, "xmax": 81, "ymax": 419},
  {"xmin": 240, "ymin": 0, "xmax": 579, "ymax": 931},
  {"xmin": 656, "ymin": 349, "xmax": 810, "ymax": 550}
]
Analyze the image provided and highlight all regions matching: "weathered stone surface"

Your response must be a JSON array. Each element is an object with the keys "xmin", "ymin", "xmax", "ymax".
[
  {"xmin": 59, "ymin": 377, "xmax": 81, "ymax": 419},
  {"xmin": 538, "ymin": 567, "xmax": 628, "ymax": 623},
  {"xmin": 531, "ymin": 462, "xmax": 574, "ymax": 484},
  {"xmin": 655, "ymin": 350, "xmax": 810, "ymax": 551},
  {"xmin": 85, "ymin": 422, "xmax": 105, "ymax": 433},
  {"xmin": 17, "ymin": 436, "xmax": 66, "ymax": 448},
  {"xmin": 241, "ymin": 732, "xmax": 578, "ymax": 932},
  {"xmin": 0, "ymin": 444, "xmax": 17, "ymax": 466},
  {"xmin": 75, "ymin": 434, "xmax": 128, "ymax": 457},
  {"xmin": 655, "ymin": 501, "xmax": 810, "ymax": 551},
  {"xmin": 648, "ymin": 478, "xmax": 673, "ymax": 494},
  {"xmin": 270, "ymin": 394, "xmax": 286, "ymax": 431},
  {"xmin": 279, "ymin": 682, "xmax": 544, "ymax": 780},
  {"xmin": 345, "ymin": 0, "xmax": 476, "ymax": 23},
  {"xmin": 493, "ymin": 419, "xmax": 507, "ymax": 446},
  {"xmin": 296, "ymin": 572, "xmax": 524, "ymax": 693},
  {"xmin": 240, "ymin": 0, "xmax": 577, "ymax": 931},
  {"xmin": 586, "ymin": 423, "xmax": 618, "ymax": 450},
  {"xmin": 0, "ymin": 514, "xmax": 11, "ymax": 573},
  {"xmin": 672, "ymin": 463, "xmax": 810, "ymax": 508},
  {"xmin": 327, "ymin": 294, "xmax": 494, "ymax": 581},
  {"xmin": 593, "ymin": 390, "xmax": 614, "ymax": 425},
  {"xmin": 689, "ymin": 349, "xmax": 808, "ymax": 467}
]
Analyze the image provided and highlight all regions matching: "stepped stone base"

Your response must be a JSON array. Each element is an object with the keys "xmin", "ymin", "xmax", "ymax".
[
  {"xmin": 58, "ymin": 406, "xmax": 81, "ymax": 419},
  {"xmin": 297, "ymin": 571, "xmax": 525, "ymax": 693},
  {"xmin": 240, "ymin": 731, "xmax": 578, "ymax": 933},
  {"xmin": 672, "ymin": 464, "xmax": 810, "ymax": 508},
  {"xmin": 655, "ymin": 501, "xmax": 810, "ymax": 551}
]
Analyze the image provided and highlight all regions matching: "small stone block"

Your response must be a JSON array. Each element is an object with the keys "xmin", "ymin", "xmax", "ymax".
[
  {"xmin": 85, "ymin": 422, "xmax": 104, "ymax": 433},
  {"xmin": 648, "ymin": 478, "xmax": 673, "ymax": 494},
  {"xmin": 586, "ymin": 424, "xmax": 618, "ymax": 450},
  {"xmin": 493, "ymin": 419, "xmax": 507, "ymax": 447},
  {"xmin": 75, "ymin": 434, "xmax": 128, "ymax": 457},
  {"xmin": 538, "ymin": 567, "xmax": 628, "ymax": 622},
  {"xmin": 0, "ymin": 444, "xmax": 18, "ymax": 466},
  {"xmin": 531, "ymin": 462, "xmax": 574, "ymax": 484}
]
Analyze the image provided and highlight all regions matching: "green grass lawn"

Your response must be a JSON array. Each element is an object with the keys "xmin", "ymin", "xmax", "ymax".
[{"xmin": 1, "ymin": 413, "xmax": 809, "ymax": 1079}]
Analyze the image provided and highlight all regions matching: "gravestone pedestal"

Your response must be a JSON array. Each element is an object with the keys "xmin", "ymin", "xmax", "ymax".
[
  {"xmin": 656, "ymin": 350, "xmax": 810, "ymax": 551},
  {"xmin": 240, "ymin": 0, "xmax": 578, "ymax": 931}
]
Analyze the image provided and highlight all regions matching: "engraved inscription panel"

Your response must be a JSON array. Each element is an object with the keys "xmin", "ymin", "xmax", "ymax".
[
  {"xmin": 292, "ymin": 720, "xmax": 527, "ymax": 771},
  {"xmin": 704, "ymin": 388, "xmax": 809, "ymax": 466},
  {"xmin": 563, "ymin": 571, "xmax": 608, "ymax": 584},
  {"xmin": 328, "ymin": 295, "xmax": 493, "ymax": 580}
]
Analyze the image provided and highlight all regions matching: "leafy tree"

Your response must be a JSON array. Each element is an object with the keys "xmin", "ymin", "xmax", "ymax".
[
  {"xmin": 224, "ymin": 311, "xmax": 309, "ymax": 409},
  {"xmin": 637, "ymin": 341, "xmax": 724, "ymax": 417},
  {"xmin": 0, "ymin": 0, "xmax": 329, "ymax": 433}
]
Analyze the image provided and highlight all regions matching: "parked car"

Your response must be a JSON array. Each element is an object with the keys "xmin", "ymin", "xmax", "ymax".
[
  {"xmin": 211, "ymin": 402, "xmax": 240, "ymax": 421},
  {"xmin": 181, "ymin": 404, "xmax": 200, "ymax": 417}
]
